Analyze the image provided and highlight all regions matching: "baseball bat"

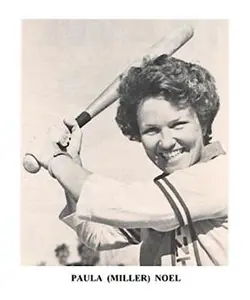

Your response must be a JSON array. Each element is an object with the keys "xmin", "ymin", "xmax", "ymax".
[{"xmin": 23, "ymin": 25, "xmax": 194, "ymax": 174}]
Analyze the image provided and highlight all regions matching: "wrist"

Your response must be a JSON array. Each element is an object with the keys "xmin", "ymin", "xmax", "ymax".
[
  {"xmin": 48, "ymin": 152, "xmax": 72, "ymax": 178},
  {"xmin": 72, "ymin": 155, "xmax": 82, "ymax": 166}
]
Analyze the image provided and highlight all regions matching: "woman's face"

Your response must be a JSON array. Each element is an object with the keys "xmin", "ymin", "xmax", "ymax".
[{"xmin": 137, "ymin": 97, "xmax": 205, "ymax": 174}]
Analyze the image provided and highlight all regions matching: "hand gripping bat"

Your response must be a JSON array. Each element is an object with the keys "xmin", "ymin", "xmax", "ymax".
[{"xmin": 23, "ymin": 25, "xmax": 194, "ymax": 174}]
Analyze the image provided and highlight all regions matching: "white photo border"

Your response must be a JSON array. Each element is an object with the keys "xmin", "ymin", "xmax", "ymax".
[{"xmin": 1, "ymin": 0, "xmax": 248, "ymax": 299}]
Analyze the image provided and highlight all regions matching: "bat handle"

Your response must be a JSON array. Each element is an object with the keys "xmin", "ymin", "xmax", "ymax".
[
  {"xmin": 23, "ymin": 153, "xmax": 41, "ymax": 174},
  {"xmin": 23, "ymin": 111, "xmax": 92, "ymax": 174}
]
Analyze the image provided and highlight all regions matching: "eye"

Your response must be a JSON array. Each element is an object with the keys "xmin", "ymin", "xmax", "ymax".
[
  {"xmin": 142, "ymin": 126, "xmax": 160, "ymax": 135},
  {"xmin": 171, "ymin": 121, "xmax": 188, "ymax": 130}
]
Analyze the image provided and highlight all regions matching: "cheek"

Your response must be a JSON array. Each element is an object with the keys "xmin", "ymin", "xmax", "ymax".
[
  {"xmin": 179, "ymin": 124, "xmax": 203, "ymax": 147},
  {"xmin": 141, "ymin": 135, "xmax": 158, "ymax": 154}
]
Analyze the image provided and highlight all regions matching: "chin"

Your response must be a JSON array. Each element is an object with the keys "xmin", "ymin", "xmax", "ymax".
[
  {"xmin": 163, "ymin": 155, "xmax": 199, "ymax": 174},
  {"xmin": 163, "ymin": 162, "xmax": 189, "ymax": 174},
  {"xmin": 164, "ymin": 167, "xmax": 178, "ymax": 174}
]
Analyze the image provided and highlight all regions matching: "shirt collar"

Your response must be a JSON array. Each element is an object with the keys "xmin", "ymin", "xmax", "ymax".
[
  {"xmin": 156, "ymin": 141, "xmax": 226, "ymax": 178},
  {"xmin": 199, "ymin": 141, "xmax": 226, "ymax": 163}
]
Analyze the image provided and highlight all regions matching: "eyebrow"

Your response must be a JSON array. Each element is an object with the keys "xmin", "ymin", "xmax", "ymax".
[
  {"xmin": 142, "ymin": 118, "xmax": 182, "ymax": 128},
  {"xmin": 168, "ymin": 118, "xmax": 182, "ymax": 126}
]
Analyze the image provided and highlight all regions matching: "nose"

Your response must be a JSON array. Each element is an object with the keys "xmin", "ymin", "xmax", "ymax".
[{"xmin": 158, "ymin": 128, "xmax": 176, "ymax": 151}]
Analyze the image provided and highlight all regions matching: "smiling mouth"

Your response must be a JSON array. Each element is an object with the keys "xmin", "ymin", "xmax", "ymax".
[{"xmin": 159, "ymin": 148, "xmax": 184, "ymax": 161}]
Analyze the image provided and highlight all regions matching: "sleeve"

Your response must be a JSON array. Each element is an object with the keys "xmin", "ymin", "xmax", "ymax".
[
  {"xmin": 59, "ymin": 205, "xmax": 140, "ymax": 251},
  {"xmin": 162, "ymin": 154, "xmax": 228, "ymax": 226},
  {"xmin": 67, "ymin": 154, "xmax": 227, "ymax": 232}
]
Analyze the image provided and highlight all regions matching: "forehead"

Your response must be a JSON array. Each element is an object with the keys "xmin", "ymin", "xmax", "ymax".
[{"xmin": 137, "ymin": 97, "xmax": 194, "ymax": 125}]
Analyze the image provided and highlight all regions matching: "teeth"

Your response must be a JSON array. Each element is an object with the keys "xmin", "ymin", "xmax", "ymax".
[{"xmin": 160, "ymin": 149, "xmax": 182, "ymax": 160}]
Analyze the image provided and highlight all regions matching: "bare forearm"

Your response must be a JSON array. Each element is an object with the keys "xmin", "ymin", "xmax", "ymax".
[
  {"xmin": 50, "ymin": 156, "xmax": 92, "ymax": 201},
  {"xmin": 64, "ymin": 155, "xmax": 83, "ymax": 210}
]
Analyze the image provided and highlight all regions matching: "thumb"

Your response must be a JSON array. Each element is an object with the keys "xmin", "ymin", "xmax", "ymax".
[
  {"xmin": 65, "ymin": 116, "xmax": 83, "ymax": 157},
  {"xmin": 63, "ymin": 117, "xmax": 79, "ymax": 132}
]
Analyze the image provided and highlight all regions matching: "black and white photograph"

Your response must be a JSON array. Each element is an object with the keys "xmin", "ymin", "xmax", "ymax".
[{"xmin": 21, "ymin": 19, "xmax": 228, "ymax": 267}]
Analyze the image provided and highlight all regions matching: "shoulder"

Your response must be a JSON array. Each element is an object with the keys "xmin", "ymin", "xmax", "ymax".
[
  {"xmin": 172, "ymin": 153, "xmax": 227, "ymax": 179},
  {"xmin": 155, "ymin": 153, "xmax": 228, "ymax": 197}
]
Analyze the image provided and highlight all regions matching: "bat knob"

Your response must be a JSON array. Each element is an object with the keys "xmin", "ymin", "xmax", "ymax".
[{"xmin": 23, "ymin": 154, "xmax": 41, "ymax": 174}]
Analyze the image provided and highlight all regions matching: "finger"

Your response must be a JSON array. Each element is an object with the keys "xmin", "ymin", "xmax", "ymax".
[
  {"xmin": 67, "ymin": 125, "xmax": 82, "ymax": 156},
  {"xmin": 48, "ymin": 126, "xmax": 62, "ymax": 144},
  {"xmin": 63, "ymin": 117, "xmax": 82, "ymax": 157},
  {"xmin": 48, "ymin": 126, "xmax": 69, "ymax": 146},
  {"xmin": 63, "ymin": 117, "xmax": 79, "ymax": 132},
  {"xmin": 58, "ymin": 135, "xmax": 71, "ymax": 148}
]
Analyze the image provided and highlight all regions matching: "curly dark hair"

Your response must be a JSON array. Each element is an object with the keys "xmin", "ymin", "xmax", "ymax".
[{"xmin": 115, "ymin": 55, "xmax": 220, "ymax": 145}]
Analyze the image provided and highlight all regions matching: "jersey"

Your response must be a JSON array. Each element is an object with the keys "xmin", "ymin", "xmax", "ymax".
[{"xmin": 59, "ymin": 141, "xmax": 228, "ymax": 265}]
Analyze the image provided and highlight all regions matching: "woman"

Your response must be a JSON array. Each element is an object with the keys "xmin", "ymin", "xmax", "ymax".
[{"xmin": 37, "ymin": 55, "xmax": 227, "ymax": 266}]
